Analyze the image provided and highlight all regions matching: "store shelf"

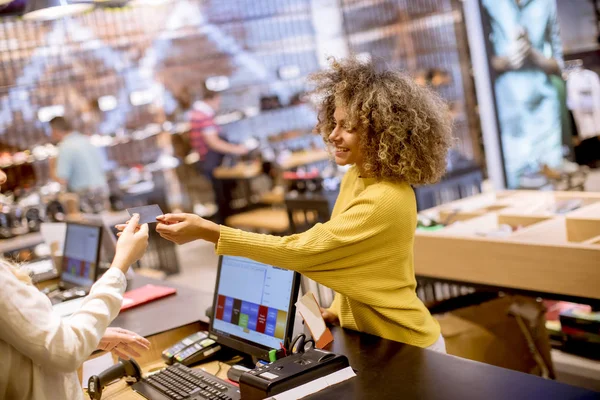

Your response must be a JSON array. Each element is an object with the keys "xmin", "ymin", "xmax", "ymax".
[
  {"xmin": 0, "ymin": 232, "xmax": 43, "ymax": 254},
  {"xmin": 415, "ymin": 191, "xmax": 600, "ymax": 304}
]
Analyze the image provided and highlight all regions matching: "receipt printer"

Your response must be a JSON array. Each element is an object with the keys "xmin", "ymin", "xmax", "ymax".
[{"xmin": 239, "ymin": 348, "xmax": 349, "ymax": 400}]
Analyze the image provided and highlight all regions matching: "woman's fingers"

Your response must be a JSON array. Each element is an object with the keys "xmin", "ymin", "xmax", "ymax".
[
  {"xmin": 117, "ymin": 228, "xmax": 141, "ymax": 237},
  {"xmin": 116, "ymin": 224, "xmax": 140, "ymax": 233},
  {"xmin": 124, "ymin": 214, "xmax": 140, "ymax": 233},
  {"xmin": 136, "ymin": 223, "xmax": 149, "ymax": 237},
  {"xmin": 108, "ymin": 328, "xmax": 151, "ymax": 350}
]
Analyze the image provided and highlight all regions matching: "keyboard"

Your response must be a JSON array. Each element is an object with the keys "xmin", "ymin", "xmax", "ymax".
[
  {"xmin": 49, "ymin": 286, "xmax": 88, "ymax": 305},
  {"xmin": 132, "ymin": 363, "xmax": 241, "ymax": 400}
]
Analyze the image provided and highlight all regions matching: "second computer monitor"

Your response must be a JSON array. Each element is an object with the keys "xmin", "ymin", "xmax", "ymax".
[
  {"xmin": 61, "ymin": 222, "xmax": 102, "ymax": 288},
  {"xmin": 209, "ymin": 256, "xmax": 301, "ymax": 361}
]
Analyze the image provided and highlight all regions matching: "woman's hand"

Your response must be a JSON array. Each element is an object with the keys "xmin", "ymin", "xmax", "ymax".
[
  {"xmin": 155, "ymin": 213, "xmax": 221, "ymax": 245},
  {"xmin": 97, "ymin": 327, "xmax": 150, "ymax": 360},
  {"xmin": 111, "ymin": 214, "xmax": 149, "ymax": 273},
  {"xmin": 320, "ymin": 307, "xmax": 340, "ymax": 326}
]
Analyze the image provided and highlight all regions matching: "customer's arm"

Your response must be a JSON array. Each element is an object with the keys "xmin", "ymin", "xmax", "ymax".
[
  {"xmin": 49, "ymin": 155, "xmax": 67, "ymax": 187},
  {"xmin": 203, "ymin": 130, "xmax": 248, "ymax": 155},
  {"xmin": 155, "ymin": 186, "xmax": 400, "ymax": 274},
  {"xmin": 0, "ymin": 216, "xmax": 148, "ymax": 373}
]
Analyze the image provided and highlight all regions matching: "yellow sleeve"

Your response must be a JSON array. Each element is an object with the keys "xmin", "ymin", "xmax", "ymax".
[{"xmin": 216, "ymin": 186, "xmax": 396, "ymax": 280}]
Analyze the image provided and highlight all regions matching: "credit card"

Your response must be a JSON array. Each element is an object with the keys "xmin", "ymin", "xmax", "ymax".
[{"xmin": 126, "ymin": 204, "xmax": 164, "ymax": 224}]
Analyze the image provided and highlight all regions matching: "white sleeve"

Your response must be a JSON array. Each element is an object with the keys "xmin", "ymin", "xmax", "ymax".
[{"xmin": 0, "ymin": 265, "xmax": 126, "ymax": 373}]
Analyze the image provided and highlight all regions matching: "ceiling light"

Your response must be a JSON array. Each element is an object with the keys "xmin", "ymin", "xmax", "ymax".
[
  {"xmin": 97, "ymin": 95, "xmax": 117, "ymax": 111},
  {"xmin": 23, "ymin": 0, "xmax": 93, "ymax": 21},
  {"xmin": 205, "ymin": 76, "xmax": 230, "ymax": 92},
  {"xmin": 37, "ymin": 105, "xmax": 64, "ymax": 122}
]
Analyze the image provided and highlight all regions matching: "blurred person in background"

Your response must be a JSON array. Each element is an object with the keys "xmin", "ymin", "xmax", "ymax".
[
  {"xmin": 49, "ymin": 116, "xmax": 110, "ymax": 213},
  {"xmin": 0, "ymin": 165, "xmax": 151, "ymax": 400},
  {"xmin": 189, "ymin": 88, "xmax": 248, "ymax": 224},
  {"xmin": 482, "ymin": 0, "xmax": 565, "ymax": 188}
]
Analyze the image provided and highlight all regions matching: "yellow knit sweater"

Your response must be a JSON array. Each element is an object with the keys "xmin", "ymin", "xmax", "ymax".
[{"xmin": 216, "ymin": 166, "xmax": 440, "ymax": 348}]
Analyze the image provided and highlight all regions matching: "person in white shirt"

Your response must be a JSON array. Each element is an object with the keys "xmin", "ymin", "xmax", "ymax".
[{"xmin": 0, "ymin": 168, "xmax": 151, "ymax": 400}]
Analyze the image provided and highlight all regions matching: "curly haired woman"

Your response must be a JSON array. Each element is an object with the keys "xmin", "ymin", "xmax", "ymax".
[{"xmin": 124, "ymin": 57, "xmax": 453, "ymax": 351}]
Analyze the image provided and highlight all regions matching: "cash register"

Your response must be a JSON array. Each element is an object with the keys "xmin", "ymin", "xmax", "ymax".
[
  {"xmin": 130, "ymin": 255, "xmax": 302, "ymax": 400},
  {"xmin": 48, "ymin": 222, "xmax": 102, "ymax": 307}
]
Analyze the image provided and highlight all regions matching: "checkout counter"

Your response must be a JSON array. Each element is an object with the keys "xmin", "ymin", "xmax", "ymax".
[{"xmin": 84, "ymin": 276, "xmax": 598, "ymax": 400}]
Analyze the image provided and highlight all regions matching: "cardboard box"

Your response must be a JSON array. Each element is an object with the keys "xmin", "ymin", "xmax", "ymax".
[{"xmin": 436, "ymin": 295, "xmax": 555, "ymax": 378}]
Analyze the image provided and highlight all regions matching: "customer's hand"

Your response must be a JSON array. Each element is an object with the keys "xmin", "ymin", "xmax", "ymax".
[
  {"xmin": 97, "ymin": 327, "xmax": 151, "ymax": 360},
  {"xmin": 155, "ymin": 213, "xmax": 221, "ymax": 245},
  {"xmin": 112, "ymin": 214, "xmax": 149, "ymax": 273},
  {"xmin": 320, "ymin": 307, "xmax": 340, "ymax": 326}
]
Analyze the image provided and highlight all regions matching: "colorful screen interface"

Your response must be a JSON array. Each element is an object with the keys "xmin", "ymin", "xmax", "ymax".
[
  {"xmin": 213, "ymin": 256, "xmax": 295, "ymax": 350},
  {"xmin": 61, "ymin": 224, "xmax": 100, "ymax": 287}
]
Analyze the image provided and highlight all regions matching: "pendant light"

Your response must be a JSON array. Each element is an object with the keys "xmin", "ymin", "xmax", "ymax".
[{"xmin": 22, "ymin": 0, "xmax": 93, "ymax": 21}]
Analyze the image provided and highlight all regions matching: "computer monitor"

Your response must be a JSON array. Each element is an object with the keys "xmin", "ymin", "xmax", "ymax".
[
  {"xmin": 61, "ymin": 222, "xmax": 103, "ymax": 288},
  {"xmin": 209, "ymin": 256, "xmax": 301, "ymax": 361},
  {"xmin": 81, "ymin": 214, "xmax": 119, "ymax": 262}
]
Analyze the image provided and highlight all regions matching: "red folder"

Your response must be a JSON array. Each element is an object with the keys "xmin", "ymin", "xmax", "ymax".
[{"xmin": 120, "ymin": 284, "xmax": 177, "ymax": 311}]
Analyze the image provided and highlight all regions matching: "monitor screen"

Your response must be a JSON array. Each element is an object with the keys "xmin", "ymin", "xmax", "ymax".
[
  {"xmin": 210, "ymin": 256, "xmax": 300, "ymax": 357},
  {"xmin": 81, "ymin": 214, "xmax": 119, "ymax": 261},
  {"xmin": 61, "ymin": 223, "xmax": 102, "ymax": 287}
]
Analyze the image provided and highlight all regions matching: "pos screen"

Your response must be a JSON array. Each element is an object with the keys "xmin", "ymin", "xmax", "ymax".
[
  {"xmin": 61, "ymin": 223, "xmax": 102, "ymax": 287},
  {"xmin": 210, "ymin": 256, "xmax": 300, "ymax": 357}
]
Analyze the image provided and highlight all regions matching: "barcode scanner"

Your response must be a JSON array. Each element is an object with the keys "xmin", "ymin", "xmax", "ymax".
[{"xmin": 88, "ymin": 358, "xmax": 142, "ymax": 400}]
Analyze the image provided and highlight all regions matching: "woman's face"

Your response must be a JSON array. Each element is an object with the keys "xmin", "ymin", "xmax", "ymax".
[
  {"xmin": 0, "ymin": 169, "xmax": 6, "ymax": 186},
  {"xmin": 328, "ymin": 106, "xmax": 363, "ymax": 168}
]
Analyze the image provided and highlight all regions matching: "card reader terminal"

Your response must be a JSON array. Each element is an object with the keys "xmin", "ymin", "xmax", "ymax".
[{"xmin": 162, "ymin": 331, "xmax": 208, "ymax": 364}]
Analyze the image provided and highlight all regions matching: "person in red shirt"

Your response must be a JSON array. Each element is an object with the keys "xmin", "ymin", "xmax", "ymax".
[{"xmin": 189, "ymin": 89, "xmax": 248, "ymax": 223}]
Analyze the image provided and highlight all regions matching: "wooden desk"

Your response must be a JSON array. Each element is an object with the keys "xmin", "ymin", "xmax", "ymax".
[
  {"xmin": 111, "ymin": 276, "xmax": 213, "ymax": 337},
  {"xmin": 92, "ymin": 322, "xmax": 234, "ymax": 400},
  {"xmin": 80, "ymin": 276, "xmax": 217, "ymax": 399},
  {"xmin": 78, "ymin": 276, "xmax": 599, "ymax": 399},
  {"xmin": 95, "ymin": 325, "xmax": 599, "ymax": 400}
]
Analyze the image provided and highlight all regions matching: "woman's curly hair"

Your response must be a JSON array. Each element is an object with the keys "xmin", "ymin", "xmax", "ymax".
[{"xmin": 309, "ymin": 57, "xmax": 453, "ymax": 185}]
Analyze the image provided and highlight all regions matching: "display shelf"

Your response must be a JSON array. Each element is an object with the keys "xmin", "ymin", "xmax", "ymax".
[
  {"xmin": 434, "ymin": 213, "xmax": 552, "ymax": 237},
  {"xmin": 0, "ymin": 232, "xmax": 44, "ymax": 254},
  {"xmin": 213, "ymin": 161, "xmax": 262, "ymax": 180},
  {"xmin": 279, "ymin": 149, "xmax": 329, "ymax": 170},
  {"xmin": 415, "ymin": 190, "xmax": 600, "ymax": 304}
]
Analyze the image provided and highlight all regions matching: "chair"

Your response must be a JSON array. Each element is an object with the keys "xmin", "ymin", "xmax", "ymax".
[
  {"xmin": 414, "ymin": 165, "xmax": 483, "ymax": 211},
  {"xmin": 285, "ymin": 194, "xmax": 332, "ymax": 234}
]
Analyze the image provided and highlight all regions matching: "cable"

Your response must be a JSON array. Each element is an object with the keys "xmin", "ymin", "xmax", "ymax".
[{"xmin": 214, "ymin": 361, "xmax": 222, "ymax": 377}]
